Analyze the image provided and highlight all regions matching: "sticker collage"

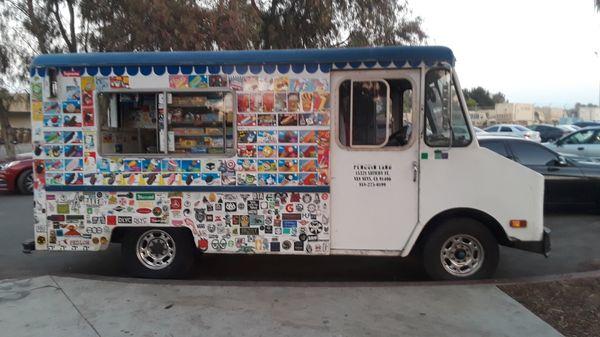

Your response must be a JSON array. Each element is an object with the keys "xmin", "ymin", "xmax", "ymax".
[{"xmin": 30, "ymin": 65, "xmax": 332, "ymax": 254}]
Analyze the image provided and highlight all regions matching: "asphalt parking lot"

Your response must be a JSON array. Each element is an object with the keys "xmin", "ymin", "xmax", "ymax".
[{"xmin": 1, "ymin": 193, "xmax": 599, "ymax": 282}]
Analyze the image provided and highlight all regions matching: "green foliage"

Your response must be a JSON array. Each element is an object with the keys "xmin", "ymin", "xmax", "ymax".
[
  {"xmin": 249, "ymin": 0, "xmax": 426, "ymax": 49},
  {"xmin": 463, "ymin": 86, "xmax": 506, "ymax": 109},
  {"xmin": 466, "ymin": 98, "xmax": 478, "ymax": 109}
]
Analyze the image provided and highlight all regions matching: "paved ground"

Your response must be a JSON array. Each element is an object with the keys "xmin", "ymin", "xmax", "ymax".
[
  {"xmin": 0, "ymin": 275, "xmax": 562, "ymax": 337},
  {"xmin": 1, "ymin": 194, "xmax": 599, "ymax": 281}
]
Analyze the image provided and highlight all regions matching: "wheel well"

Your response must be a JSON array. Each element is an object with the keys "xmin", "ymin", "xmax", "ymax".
[
  {"xmin": 415, "ymin": 208, "xmax": 510, "ymax": 249},
  {"xmin": 110, "ymin": 226, "xmax": 196, "ymax": 246}
]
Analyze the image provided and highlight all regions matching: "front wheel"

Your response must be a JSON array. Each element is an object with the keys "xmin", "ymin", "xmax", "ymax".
[
  {"xmin": 122, "ymin": 228, "xmax": 194, "ymax": 278},
  {"xmin": 422, "ymin": 218, "xmax": 499, "ymax": 280},
  {"xmin": 16, "ymin": 169, "xmax": 33, "ymax": 194}
]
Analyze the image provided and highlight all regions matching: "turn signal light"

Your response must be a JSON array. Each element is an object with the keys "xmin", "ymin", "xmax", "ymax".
[{"xmin": 510, "ymin": 220, "xmax": 527, "ymax": 228}]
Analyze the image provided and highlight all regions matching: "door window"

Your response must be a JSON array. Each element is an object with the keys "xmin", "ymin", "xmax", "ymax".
[
  {"xmin": 424, "ymin": 69, "xmax": 471, "ymax": 147},
  {"xmin": 500, "ymin": 127, "xmax": 512, "ymax": 132},
  {"xmin": 485, "ymin": 126, "xmax": 499, "ymax": 132},
  {"xmin": 338, "ymin": 78, "xmax": 414, "ymax": 148},
  {"xmin": 564, "ymin": 130, "xmax": 594, "ymax": 144},
  {"xmin": 510, "ymin": 141, "xmax": 557, "ymax": 166}
]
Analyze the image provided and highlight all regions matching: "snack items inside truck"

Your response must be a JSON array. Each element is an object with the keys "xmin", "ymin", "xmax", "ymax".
[{"xmin": 27, "ymin": 46, "xmax": 550, "ymax": 279}]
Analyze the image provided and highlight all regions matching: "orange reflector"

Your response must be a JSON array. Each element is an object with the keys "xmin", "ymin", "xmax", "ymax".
[{"xmin": 510, "ymin": 220, "xmax": 527, "ymax": 228}]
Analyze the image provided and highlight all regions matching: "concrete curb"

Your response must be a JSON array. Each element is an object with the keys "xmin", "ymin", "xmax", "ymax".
[{"xmin": 35, "ymin": 268, "xmax": 600, "ymax": 289}]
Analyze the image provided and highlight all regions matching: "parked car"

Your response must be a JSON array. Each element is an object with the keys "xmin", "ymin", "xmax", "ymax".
[
  {"xmin": 479, "ymin": 136, "xmax": 600, "ymax": 207},
  {"xmin": 473, "ymin": 127, "xmax": 488, "ymax": 135},
  {"xmin": 556, "ymin": 124, "xmax": 580, "ymax": 133},
  {"xmin": 0, "ymin": 153, "xmax": 33, "ymax": 194},
  {"xmin": 527, "ymin": 124, "xmax": 565, "ymax": 142},
  {"xmin": 573, "ymin": 121, "xmax": 600, "ymax": 128},
  {"xmin": 483, "ymin": 124, "xmax": 541, "ymax": 142},
  {"xmin": 544, "ymin": 127, "xmax": 600, "ymax": 161}
]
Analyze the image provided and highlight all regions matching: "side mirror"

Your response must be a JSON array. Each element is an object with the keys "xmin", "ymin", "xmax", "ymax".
[
  {"xmin": 555, "ymin": 156, "xmax": 568, "ymax": 167},
  {"xmin": 554, "ymin": 139, "xmax": 563, "ymax": 146}
]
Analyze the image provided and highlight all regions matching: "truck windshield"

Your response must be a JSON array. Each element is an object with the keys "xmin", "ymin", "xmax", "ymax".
[{"xmin": 424, "ymin": 69, "xmax": 471, "ymax": 147}]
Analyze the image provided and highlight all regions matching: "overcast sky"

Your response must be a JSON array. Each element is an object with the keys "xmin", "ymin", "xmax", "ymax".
[{"xmin": 410, "ymin": 0, "xmax": 600, "ymax": 108}]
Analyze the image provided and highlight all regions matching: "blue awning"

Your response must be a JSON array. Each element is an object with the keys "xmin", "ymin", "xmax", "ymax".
[{"xmin": 31, "ymin": 46, "xmax": 455, "ymax": 69}]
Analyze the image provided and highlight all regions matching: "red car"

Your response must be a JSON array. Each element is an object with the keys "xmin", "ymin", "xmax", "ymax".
[{"xmin": 0, "ymin": 153, "xmax": 33, "ymax": 194}]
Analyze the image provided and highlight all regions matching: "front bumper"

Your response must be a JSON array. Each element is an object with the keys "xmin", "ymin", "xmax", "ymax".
[
  {"xmin": 0, "ymin": 170, "xmax": 14, "ymax": 191},
  {"xmin": 507, "ymin": 227, "xmax": 551, "ymax": 257},
  {"xmin": 0, "ymin": 172, "xmax": 8, "ymax": 191}
]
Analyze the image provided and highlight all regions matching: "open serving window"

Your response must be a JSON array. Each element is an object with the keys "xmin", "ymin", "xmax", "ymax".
[{"xmin": 98, "ymin": 90, "xmax": 235, "ymax": 156}]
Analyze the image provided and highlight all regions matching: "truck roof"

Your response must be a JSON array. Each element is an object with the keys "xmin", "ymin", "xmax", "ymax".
[{"xmin": 30, "ymin": 46, "xmax": 455, "ymax": 72}]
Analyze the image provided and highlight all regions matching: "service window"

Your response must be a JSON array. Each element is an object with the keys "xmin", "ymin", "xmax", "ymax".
[
  {"xmin": 166, "ymin": 91, "xmax": 234, "ymax": 154},
  {"xmin": 338, "ymin": 78, "xmax": 414, "ymax": 148},
  {"xmin": 424, "ymin": 69, "xmax": 472, "ymax": 147},
  {"xmin": 98, "ymin": 92, "xmax": 162, "ymax": 155}
]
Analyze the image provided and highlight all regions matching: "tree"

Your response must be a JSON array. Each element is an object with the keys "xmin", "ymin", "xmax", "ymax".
[
  {"xmin": 80, "ymin": 0, "xmax": 219, "ymax": 51},
  {"xmin": 466, "ymin": 98, "xmax": 478, "ymax": 109},
  {"xmin": 463, "ymin": 87, "xmax": 507, "ymax": 109},
  {"xmin": 79, "ymin": 0, "xmax": 426, "ymax": 51},
  {"xmin": 0, "ymin": 0, "xmax": 78, "ymax": 159},
  {"xmin": 248, "ymin": 0, "xmax": 426, "ymax": 49},
  {"xmin": 464, "ymin": 87, "xmax": 494, "ymax": 108},
  {"xmin": 492, "ymin": 92, "xmax": 506, "ymax": 104}
]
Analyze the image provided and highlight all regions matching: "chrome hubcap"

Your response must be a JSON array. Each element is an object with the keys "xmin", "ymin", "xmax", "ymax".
[
  {"xmin": 440, "ymin": 234, "xmax": 484, "ymax": 277},
  {"xmin": 136, "ymin": 230, "xmax": 176, "ymax": 270}
]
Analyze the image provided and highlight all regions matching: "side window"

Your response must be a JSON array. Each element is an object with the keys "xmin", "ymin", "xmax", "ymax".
[
  {"xmin": 167, "ymin": 91, "xmax": 234, "ymax": 154},
  {"xmin": 98, "ymin": 92, "xmax": 162, "ymax": 155},
  {"xmin": 486, "ymin": 126, "xmax": 498, "ymax": 132},
  {"xmin": 511, "ymin": 141, "xmax": 557, "ymax": 166},
  {"xmin": 500, "ymin": 127, "xmax": 512, "ymax": 132},
  {"xmin": 480, "ymin": 140, "xmax": 509, "ymax": 158},
  {"xmin": 589, "ymin": 130, "xmax": 600, "ymax": 144},
  {"xmin": 424, "ymin": 69, "xmax": 471, "ymax": 147},
  {"xmin": 564, "ymin": 130, "xmax": 594, "ymax": 144},
  {"xmin": 338, "ymin": 79, "xmax": 414, "ymax": 148}
]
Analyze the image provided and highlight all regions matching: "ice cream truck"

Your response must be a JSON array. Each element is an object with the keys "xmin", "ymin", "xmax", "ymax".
[{"xmin": 25, "ymin": 46, "xmax": 550, "ymax": 280}]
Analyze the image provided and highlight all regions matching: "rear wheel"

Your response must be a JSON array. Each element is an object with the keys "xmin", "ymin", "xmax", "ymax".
[
  {"xmin": 422, "ymin": 217, "xmax": 499, "ymax": 280},
  {"xmin": 16, "ymin": 169, "xmax": 33, "ymax": 194},
  {"xmin": 122, "ymin": 228, "xmax": 194, "ymax": 278}
]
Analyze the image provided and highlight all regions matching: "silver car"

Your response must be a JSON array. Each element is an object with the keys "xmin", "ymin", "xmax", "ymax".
[
  {"xmin": 484, "ymin": 124, "xmax": 541, "ymax": 142},
  {"xmin": 544, "ymin": 126, "xmax": 600, "ymax": 161}
]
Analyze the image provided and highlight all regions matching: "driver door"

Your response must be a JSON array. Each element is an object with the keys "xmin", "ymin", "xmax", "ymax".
[{"xmin": 330, "ymin": 69, "xmax": 420, "ymax": 251}]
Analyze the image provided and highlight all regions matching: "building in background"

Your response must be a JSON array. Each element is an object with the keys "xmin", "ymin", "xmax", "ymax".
[
  {"xmin": 534, "ymin": 106, "xmax": 566, "ymax": 125},
  {"xmin": 0, "ymin": 94, "xmax": 31, "ymax": 144},
  {"xmin": 468, "ymin": 108, "xmax": 493, "ymax": 127},
  {"xmin": 577, "ymin": 106, "xmax": 600, "ymax": 121},
  {"xmin": 489, "ymin": 103, "xmax": 536, "ymax": 125}
]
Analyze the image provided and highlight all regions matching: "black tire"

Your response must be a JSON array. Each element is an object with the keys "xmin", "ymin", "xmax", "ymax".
[
  {"xmin": 422, "ymin": 217, "xmax": 499, "ymax": 281},
  {"xmin": 122, "ymin": 228, "xmax": 194, "ymax": 279},
  {"xmin": 16, "ymin": 169, "xmax": 33, "ymax": 195}
]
